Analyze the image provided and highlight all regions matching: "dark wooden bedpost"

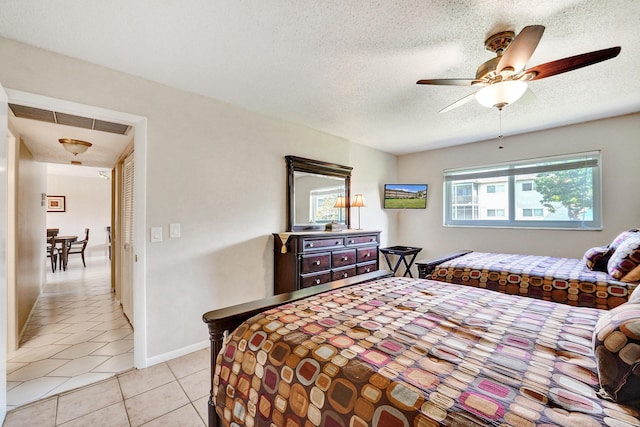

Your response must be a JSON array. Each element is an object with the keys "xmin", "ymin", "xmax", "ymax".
[{"xmin": 207, "ymin": 325, "xmax": 225, "ymax": 427}]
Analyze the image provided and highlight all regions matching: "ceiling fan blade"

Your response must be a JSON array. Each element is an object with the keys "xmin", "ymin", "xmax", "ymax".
[
  {"xmin": 524, "ymin": 46, "xmax": 621, "ymax": 80},
  {"xmin": 439, "ymin": 92, "xmax": 476, "ymax": 113},
  {"xmin": 497, "ymin": 25, "xmax": 545, "ymax": 74},
  {"xmin": 417, "ymin": 79, "xmax": 475, "ymax": 86}
]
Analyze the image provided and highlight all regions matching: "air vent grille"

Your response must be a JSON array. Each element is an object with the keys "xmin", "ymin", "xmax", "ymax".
[
  {"xmin": 8, "ymin": 104, "xmax": 55, "ymax": 123},
  {"xmin": 56, "ymin": 112, "xmax": 94, "ymax": 129},
  {"xmin": 9, "ymin": 104, "xmax": 130, "ymax": 135},
  {"xmin": 94, "ymin": 120, "xmax": 130, "ymax": 135}
]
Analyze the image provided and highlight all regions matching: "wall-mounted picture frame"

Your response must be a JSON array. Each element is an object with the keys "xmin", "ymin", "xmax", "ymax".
[
  {"xmin": 383, "ymin": 184, "xmax": 428, "ymax": 209},
  {"xmin": 47, "ymin": 195, "xmax": 66, "ymax": 212}
]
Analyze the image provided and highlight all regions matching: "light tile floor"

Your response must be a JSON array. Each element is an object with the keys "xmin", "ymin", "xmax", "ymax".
[
  {"xmin": 6, "ymin": 257, "xmax": 132, "ymax": 410},
  {"xmin": 4, "ymin": 257, "xmax": 211, "ymax": 426},
  {"xmin": 3, "ymin": 348, "xmax": 210, "ymax": 426}
]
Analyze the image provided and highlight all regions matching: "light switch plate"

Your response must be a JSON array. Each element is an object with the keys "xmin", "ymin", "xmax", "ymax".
[
  {"xmin": 151, "ymin": 227, "xmax": 163, "ymax": 242},
  {"xmin": 170, "ymin": 223, "xmax": 181, "ymax": 238}
]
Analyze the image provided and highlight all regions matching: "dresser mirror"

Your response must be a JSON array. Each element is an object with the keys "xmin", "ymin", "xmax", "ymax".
[{"xmin": 286, "ymin": 155, "xmax": 352, "ymax": 231}]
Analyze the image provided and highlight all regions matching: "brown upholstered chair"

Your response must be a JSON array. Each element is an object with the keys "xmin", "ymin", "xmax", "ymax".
[{"xmin": 62, "ymin": 228, "xmax": 90, "ymax": 268}]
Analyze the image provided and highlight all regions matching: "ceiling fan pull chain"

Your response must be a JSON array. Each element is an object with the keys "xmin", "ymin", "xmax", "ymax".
[{"xmin": 498, "ymin": 109, "xmax": 504, "ymax": 149}]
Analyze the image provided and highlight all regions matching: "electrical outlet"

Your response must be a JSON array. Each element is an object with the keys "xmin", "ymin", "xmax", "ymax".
[{"xmin": 151, "ymin": 227, "xmax": 163, "ymax": 242}]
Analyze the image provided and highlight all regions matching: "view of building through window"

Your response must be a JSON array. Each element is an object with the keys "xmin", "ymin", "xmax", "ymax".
[
  {"xmin": 445, "ymin": 152, "xmax": 600, "ymax": 229},
  {"xmin": 310, "ymin": 187, "xmax": 344, "ymax": 223}
]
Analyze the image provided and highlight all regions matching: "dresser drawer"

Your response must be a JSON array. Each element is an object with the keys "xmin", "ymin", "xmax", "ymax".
[
  {"xmin": 300, "ymin": 272, "xmax": 332, "ymax": 288},
  {"xmin": 332, "ymin": 266, "xmax": 356, "ymax": 281},
  {"xmin": 346, "ymin": 234, "xmax": 379, "ymax": 246},
  {"xmin": 357, "ymin": 247, "xmax": 377, "ymax": 263},
  {"xmin": 332, "ymin": 249, "xmax": 356, "ymax": 268},
  {"xmin": 301, "ymin": 237, "xmax": 344, "ymax": 251},
  {"xmin": 300, "ymin": 253, "xmax": 331, "ymax": 274},
  {"xmin": 357, "ymin": 261, "xmax": 377, "ymax": 275}
]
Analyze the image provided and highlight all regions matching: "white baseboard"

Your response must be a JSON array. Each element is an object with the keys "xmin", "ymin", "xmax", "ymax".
[{"xmin": 144, "ymin": 339, "xmax": 210, "ymax": 367}]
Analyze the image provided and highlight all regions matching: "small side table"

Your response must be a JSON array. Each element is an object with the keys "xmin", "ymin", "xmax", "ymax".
[{"xmin": 379, "ymin": 246, "xmax": 422, "ymax": 278}]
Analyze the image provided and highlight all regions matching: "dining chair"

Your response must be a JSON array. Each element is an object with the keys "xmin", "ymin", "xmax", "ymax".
[
  {"xmin": 46, "ymin": 236, "xmax": 57, "ymax": 272},
  {"xmin": 62, "ymin": 228, "xmax": 90, "ymax": 268}
]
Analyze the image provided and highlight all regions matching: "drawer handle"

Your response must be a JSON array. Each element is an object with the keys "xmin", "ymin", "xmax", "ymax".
[
  {"xmin": 364, "ymin": 253, "xmax": 370, "ymax": 258},
  {"xmin": 342, "ymin": 273, "xmax": 348, "ymax": 278},
  {"xmin": 314, "ymin": 260, "xmax": 321, "ymax": 265},
  {"xmin": 336, "ymin": 241, "xmax": 341, "ymax": 245},
  {"xmin": 349, "ymin": 240, "xmax": 354, "ymax": 244},
  {"xmin": 341, "ymin": 256, "xmax": 349, "ymax": 261},
  {"xmin": 365, "ymin": 268, "xmax": 370, "ymax": 272},
  {"xmin": 309, "ymin": 243, "xmax": 314, "ymax": 248},
  {"xmin": 370, "ymin": 238, "xmax": 375, "ymax": 242},
  {"xmin": 315, "ymin": 279, "xmax": 321, "ymax": 285}
]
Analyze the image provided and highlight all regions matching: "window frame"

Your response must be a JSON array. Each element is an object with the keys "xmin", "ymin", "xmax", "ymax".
[{"xmin": 443, "ymin": 151, "xmax": 602, "ymax": 230}]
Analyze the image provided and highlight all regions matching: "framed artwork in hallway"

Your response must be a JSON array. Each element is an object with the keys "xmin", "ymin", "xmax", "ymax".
[{"xmin": 47, "ymin": 195, "xmax": 66, "ymax": 212}]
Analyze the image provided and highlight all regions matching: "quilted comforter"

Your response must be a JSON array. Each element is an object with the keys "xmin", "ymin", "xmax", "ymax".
[
  {"xmin": 431, "ymin": 251, "xmax": 637, "ymax": 309},
  {"xmin": 213, "ymin": 277, "xmax": 640, "ymax": 426}
]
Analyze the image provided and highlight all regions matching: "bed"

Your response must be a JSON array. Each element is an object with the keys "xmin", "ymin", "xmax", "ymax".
[
  {"xmin": 422, "ymin": 230, "xmax": 640, "ymax": 310},
  {"xmin": 203, "ymin": 272, "xmax": 640, "ymax": 427}
]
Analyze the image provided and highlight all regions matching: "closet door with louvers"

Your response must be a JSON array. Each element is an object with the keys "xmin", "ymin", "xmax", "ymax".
[{"xmin": 121, "ymin": 152, "xmax": 134, "ymax": 324}]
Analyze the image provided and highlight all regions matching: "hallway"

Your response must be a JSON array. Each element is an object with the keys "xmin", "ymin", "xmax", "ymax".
[{"xmin": 6, "ymin": 257, "xmax": 133, "ymax": 410}]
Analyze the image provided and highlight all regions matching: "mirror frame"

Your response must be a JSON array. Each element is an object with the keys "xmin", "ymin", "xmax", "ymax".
[{"xmin": 286, "ymin": 155, "xmax": 352, "ymax": 231}]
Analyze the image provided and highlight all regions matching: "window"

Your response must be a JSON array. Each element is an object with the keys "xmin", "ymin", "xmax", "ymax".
[
  {"xmin": 310, "ymin": 187, "xmax": 344, "ymax": 224},
  {"xmin": 522, "ymin": 208, "xmax": 544, "ymax": 217},
  {"xmin": 453, "ymin": 206, "xmax": 477, "ymax": 220},
  {"xmin": 443, "ymin": 151, "xmax": 601, "ymax": 229}
]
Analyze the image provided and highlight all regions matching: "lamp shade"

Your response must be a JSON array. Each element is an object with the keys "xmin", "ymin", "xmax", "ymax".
[
  {"xmin": 333, "ymin": 195, "xmax": 346, "ymax": 208},
  {"xmin": 475, "ymin": 81, "xmax": 528, "ymax": 109},
  {"xmin": 352, "ymin": 194, "xmax": 365, "ymax": 207},
  {"xmin": 59, "ymin": 138, "xmax": 92, "ymax": 156}
]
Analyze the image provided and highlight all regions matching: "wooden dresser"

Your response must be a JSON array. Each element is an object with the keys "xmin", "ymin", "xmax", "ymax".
[{"xmin": 273, "ymin": 230, "xmax": 381, "ymax": 295}]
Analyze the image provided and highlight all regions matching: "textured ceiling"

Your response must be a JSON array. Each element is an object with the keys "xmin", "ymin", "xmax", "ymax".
[{"xmin": 1, "ymin": 1, "xmax": 639, "ymax": 156}]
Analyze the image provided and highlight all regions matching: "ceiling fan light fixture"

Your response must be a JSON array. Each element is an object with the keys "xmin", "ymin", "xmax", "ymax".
[
  {"xmin": 475, "ymin": 80, "xmax": 528, "ymax": 109},
  {"xmin": 59, "ymin": 138, "xmax": 92, "ymax": 156}
]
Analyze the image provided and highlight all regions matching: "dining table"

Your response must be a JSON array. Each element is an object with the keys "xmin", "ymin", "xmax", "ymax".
[{"xmin": 53, "ymin": 235, "xmax": 77, "ymax": 271}]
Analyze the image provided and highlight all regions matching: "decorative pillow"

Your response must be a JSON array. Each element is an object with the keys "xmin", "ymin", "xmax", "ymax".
[
  {"xmin": 609, "ymin": 229, "xmax": 640, "ymax": 252},
  {"xmin": 583, "ymin": 246, "xmax": 613, "ymax": 271},
  {"xmin": 593, "ymin": 303, "xmax": 640, "ymax": 407},
  {"xmin": 608, "ymin": 233, "xmax": 640, "ymax": 282}
]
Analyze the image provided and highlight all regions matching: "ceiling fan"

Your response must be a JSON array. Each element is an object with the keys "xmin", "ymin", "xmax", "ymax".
[{"xmin": 417, "ymin": 25, "xmax": 621, "ymax": 113}]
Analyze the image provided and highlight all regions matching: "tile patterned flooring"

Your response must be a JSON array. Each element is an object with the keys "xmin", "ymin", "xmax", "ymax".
[
  {"xmin": 3, "ymin": 349, "xmax": 210, "ymax": 426},
  {"xmin": 3, "ymin": 257, "xmax": 211, "ymax": 425}
]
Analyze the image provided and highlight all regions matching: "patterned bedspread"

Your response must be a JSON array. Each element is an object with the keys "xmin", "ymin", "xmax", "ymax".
[
  {"xmin": 213, "ymin": 277, "xmax": 640, "ymax": 427},
  {"xmin": 431, "ymin": 252, "xmax": 637, "ymax": 309}
]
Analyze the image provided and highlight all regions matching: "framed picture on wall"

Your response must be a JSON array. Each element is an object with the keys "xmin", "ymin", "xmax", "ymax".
[{"xmin": 47, "ymin": 195, "xmax": 66, "ymax": 212}]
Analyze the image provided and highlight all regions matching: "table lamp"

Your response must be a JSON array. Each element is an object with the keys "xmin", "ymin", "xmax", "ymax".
[{"xmin": 352, "ymin": 194, "xmax": 365, "ymax": 230}]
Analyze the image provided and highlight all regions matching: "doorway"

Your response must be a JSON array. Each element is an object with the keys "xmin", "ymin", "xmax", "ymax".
[{"xmin": 2, "ymin": 88, "xmax": 148, "ymax": 409}]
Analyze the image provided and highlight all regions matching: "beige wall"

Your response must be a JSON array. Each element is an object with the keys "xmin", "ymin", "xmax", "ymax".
[
  {"xmin": 0, "ymin": 37, "xmax": 398, "ymax": 362},
  {"xmin": 397, "ymin": 113, "xmax": 640, "ymax": 264},
  {"xmin": 15, "ymin": 139, "xmax": 47, "ymax": 340}
]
